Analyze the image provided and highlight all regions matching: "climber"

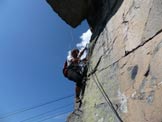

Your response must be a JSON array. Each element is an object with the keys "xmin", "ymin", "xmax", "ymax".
[{"xmin": 63, "ymin": 47, "xmax": 88, "ymax": 102}]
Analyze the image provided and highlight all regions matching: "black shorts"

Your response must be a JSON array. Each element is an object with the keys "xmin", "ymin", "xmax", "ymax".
[{"xmin": 67, "ymin": 69, "xmax": 83, "ymax": 88}]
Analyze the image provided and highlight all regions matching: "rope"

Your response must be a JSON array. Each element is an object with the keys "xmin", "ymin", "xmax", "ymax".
[
  {"xmin": 89, "ymin": 65, "xmax": 123, "ymax": 122},
  {"xmin": 82, "ymin": 0, "xmax": 125, "ymax": 121}
]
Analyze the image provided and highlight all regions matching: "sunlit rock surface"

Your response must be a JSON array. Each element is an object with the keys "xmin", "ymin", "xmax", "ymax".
[{"xmin": 47, "ymin": 0, "xmax": 162, "ymax": 122}]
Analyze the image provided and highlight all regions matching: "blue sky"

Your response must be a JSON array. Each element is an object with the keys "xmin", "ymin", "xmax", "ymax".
[{"xmin": 0, "ymin": 0, "xmax": 90, "ymax": 122}]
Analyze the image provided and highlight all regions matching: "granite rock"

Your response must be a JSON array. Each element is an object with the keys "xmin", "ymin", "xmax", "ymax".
[{"xmin": 46, "ymin": 0, "xmax": 162, "ymax": 122}]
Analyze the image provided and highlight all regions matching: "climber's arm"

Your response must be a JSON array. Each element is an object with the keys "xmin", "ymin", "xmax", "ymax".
[{"xmin": 78, "ymin": 47, "xmax": 87, "ymax": 58}]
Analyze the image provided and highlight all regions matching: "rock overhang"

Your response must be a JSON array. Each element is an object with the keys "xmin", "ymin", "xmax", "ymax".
[{"xmin": 46, "ymin": 0, "xmax": 89, "ymax": 28}]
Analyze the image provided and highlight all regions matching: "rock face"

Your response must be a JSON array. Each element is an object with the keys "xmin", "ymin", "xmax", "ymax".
[
  {"xmin": 46, "ymin": 0, "xmax": 123, "ymax": 30},
  {"xmin": 47, "ymin": 0, "xmax": 162, "ymax": 122}
]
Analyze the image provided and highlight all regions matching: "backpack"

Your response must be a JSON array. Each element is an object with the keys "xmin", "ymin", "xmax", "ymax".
[
  {"xmin": 63, "ymin": 60, "xmax": 68, "ymax": 77},
  {"xmin": 63, "ymin": 60, "xmax": 83, "ymax": 78},
  {"xmin": 63, "ymin": 59, "xmax": 87, "ymax": 81}
]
